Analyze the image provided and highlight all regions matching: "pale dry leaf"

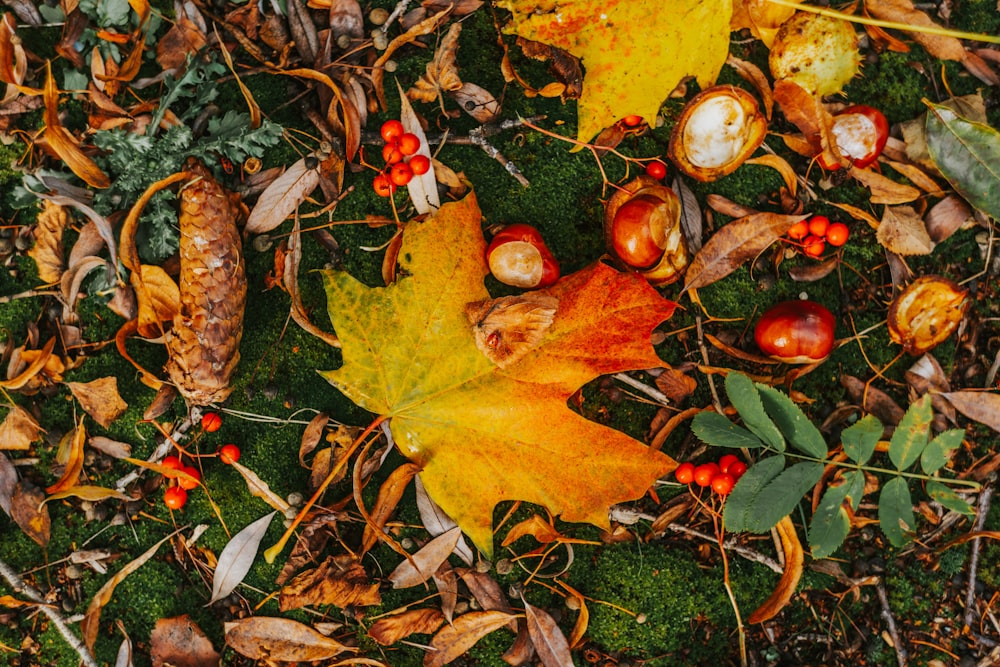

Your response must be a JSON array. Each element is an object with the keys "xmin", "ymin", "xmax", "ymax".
[
  {"xmin": 329, "ymin": 0, "xmax": 364, "ymax": 42},
  {"xmin": 522, "ymin": 598, "xmax": 573, "ymax": 667},
  {"xmin": 466, "ymin": 295, "xmax": 558, "ymax": 368},
  {"xmin": 425, "ymin": 610, "xmax": 520, "ymax": 667},
  {"xmin": 61, "ymin": 256, "xmax": 115, "ymax": 323},
  {"xmin": 245, "ymin": 156, "xmax": 320, "ymax": 234},
  {"xmin": 115, "ymin": 634, "xmax": 132, "ymax": 667},
  {"xmin": 866, "ymin": 0, "xmax": 966, "ymax": 61},
  {"xmin": 150, "ymin": 614, "xmax": 220, "ymax": 667},
  {"xmin": 230, "ymin": 461, "xmax": 291, "ymax": 513},
  {"xmin": 433, "ymin": 563, "xmax": 459, "ymax": 623},
  {"xmin": 451, "ymin": 82, "xmax": 500, "ymax": 123},
  {"xmin": 368, "ymin": 607, "xmax": 445, "ymax": 646},
  {"xmin": 225, "ymin": 616, "xmax": 355, "ymax": 662},
  {"xmin": 66, "ymin": 377, "xmax": 128, "ymax": 428},
  {"xmin": 208, "ymin": 511, "xmax": 276, "ymax": 605},
  {"xmin": 89, "ymin": 436, "xmax": 131, "ymax": 459},
  {"xmin": 397, "ymin": 80, "xmax": 440, "ymax": 214},
  {"xmin": 0, "ymin": 405, "xmax": 43, "ymax": 451},
  {"xmin": 849, "ymin": 166, "xmax": 922, "ymax": 204},
  {"xmin": 27, "ymin": 200, "xmax": 68, "ymax": 284},
  {"xmin": 942, "ymin": 391, "xmax": 1000, "ymax": 434},
  {"xmin": 671, "ymin": 175, "xmax": 703, "ymax": 254},
  {"xmin": 876, "ymin": 205, "xmax": 934, "ymax": 256},
  {"xmin": 926, "ymin": 195, "xmax": 974, "ymax": 244},
  {"xmin": 415, "ymin": 475, "xmax": 474, "ymax": 565},
  {"xmin": 0, "ymin": 452, "xmax": 16, "ymax": 516},
  {"xmin": 389, "ymin": 526, "xmax": 461, "ymax": 588}
]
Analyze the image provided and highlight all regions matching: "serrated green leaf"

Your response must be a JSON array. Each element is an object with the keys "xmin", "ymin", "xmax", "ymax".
[
  {"xmin": 757, "ymin": 384, "xmax": 827, "ymax": 459},
  {"xmin": 725, "ymin": 373, "xmax": 785, "ymax": 451},
  {"xmin": 745, "ymin": 462, "xmax": 825, "ymax": 533},
  {"xmin": 878, "ymin": 477, "xmax": 915, "ymax": 547},
  {"xmin": 842, "ymin": 469, "xmax": 866, "ymax": 511},
  {"xmin": 920, "ymin": 429, "xmax": 965, "ymax": 475},
  {"xmin": 925, "ymin": 101, "xmax": 1000, "ymax": 220},
  {"xmin": 889, "ymin": 395, "xmax": 932, "ymax": 471},
  {"xmin": 723, "ymin": 455, "xmax": 785, "ymax": 532},
  {"xmin": 926, "ymin": 480, "xmax": 974, "ymax": 517},
  {"xmin": 809, "ymin": 482, "xmax": 852, "ymax": 559},
  {"xmin": 691, "ymin": 411, "xmax": 766, "ymax": 450},
  {"xmin": 841, "ymin": 415, "xmax": 882, "ymax": 465}
]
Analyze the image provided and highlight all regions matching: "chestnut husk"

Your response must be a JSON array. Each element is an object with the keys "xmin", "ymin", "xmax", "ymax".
[
  {"xmin": 888, "ymin": 275, "xmax": 969, "ymax": 356},
  {"xmin": 603, "ymin": 175, "xmax": 688, "ymax": 286},
  {"xmin": 668, "ymin": 85, "xmax": 768, "ymax": 183}
]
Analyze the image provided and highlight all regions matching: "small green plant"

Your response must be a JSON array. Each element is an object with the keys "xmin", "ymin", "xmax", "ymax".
[{"xmin": 692, "ymin": 373, "xmax": 976, "ymax": 558}]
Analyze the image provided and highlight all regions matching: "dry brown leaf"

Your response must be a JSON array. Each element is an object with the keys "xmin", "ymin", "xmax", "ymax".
[
  {"xmin": 299, "ymin": 412, "xmax": 330, "ymax": 465},
  {"xmin": 88, "ymin": 435, "xmax": 131, "ymax": 459},
  {"xmin": 466, "ymin": 295, "xmax": 558, "ymax": 369},
  {"xmin": 840, "ymin": 375, "xmax": 905, "ymax": 427},
  {"xmin": 881, "ymin": 158, "xmax": 943, "ymax": 195},
  {"xmin": 27, "ymin": 200, "xmax": 68, "ymax": 283},
  {"xmin": 0, "ymin": 405, "xmax": 43, "ymax": 451},
  {"xmin": 155, "ymin": 14, "xmax": 206, "ymax": 71},
  {"xmin": 81, "ymin": 528, "xmax": 180, "ymax": 650},
  {"xmin": 10, "ymin": 481, "xmax": 50, "ymax": 546},
  {"xmin": 279, "ymin": 554, "xmax": 381, "ymax": 611},
  {"xmin": 514, "ymin": 38, "xmax": 583, "ymax": 101},
  {"xmin": 683, "ymin": 212, "xmax": 808, "ymax": 292},
  {"xmin": 772, "ymin": 79, "xmax": 836, "ymax": 162},
  {"xmin": 45, "ymin": 422, "xmax": 86, "ymax": 494},
  {"xmin": 925, "ymin": 195, "xmax": 974, "ymax": 244},
  {"xmin": 848, "ymin": 167, "xmax": 921, "ymax": 205},
  {"xmin": 522, "ymin": 598, "xmax": 573, "ymax": 667},
  {"xmin": 43, "ymin": 485, "xmax": 129, "ymax": 504},
  {"xmin": 66, "ymin": 377, "xmax": 128, "ymax": 428},
  {"xmin": 408, "ymin": 22, "xmax": 463, "ymax": 103},
  {"xmin": 275, "ymin": 512, "xmax": 342, "ymax": 585},
  {"xmin": 788, "ymin": 256, "xmax": 839, "ymax": 283},
  {"xmin": 230, "ymin": 461, "xmax": 291, "ymax": 514},
  {"xmin": 828, "ymin": 201, "xmax": 881, "ymax": 230},
  {"xmin": 41, "ymin": 61, "xmax": 110, "ymax": 188},
  {"xmin": 556, "ymin": 582, "xmax": 589, "ymax": 650},
  {"xmin": 3, "ymin": 338, "xmax": 62, "ymax": 393},
  {"xmin": 369, "ymin": 608, "xmax": 445, "ymax": 646},
  {"xmin": 451, "ymin": 82, "xmax": 500, "ymax": 123},
  {"xmin": 0, "ymin": 452, "xmax": 14, "ymax": 516},
  {"xmin": 747, "ymin": 515, "xmax": 803, "ymax": 623},
  {"xmin": 876, "ymin": 205, "xmax": 934, "ymax": 256},
  {"xmin": 745, "ymin": 154, "xmax": 796, "ymax": 196},
  {"xmin": 361, "ymin": 462, "xmax": 421, "ymax": 554},
  {"xmin": 389, "ymin": 526, "xmax": 461, "ymax": 589},
  {"xmin": 245, "ymin": 156, "xmax": 320, "ymax": 234},
  {"xmin": 285, "ymin": 217, "xmax": 341, "ymax": 348},
  {"xmin": 425, "ymin": 611, "xmax": 519, "ymax": 667},
  {"xmin": 654, "ymin": 367, "xmax": 698, "ymax": 405},
  {"xmin": 225, "ymin": 616, "xmax": 355, "ymax": 662},
  {"xmin": 865, "ymin": 0, "xmax": 966, "ymax": 61},
  {"xmin": 372, "ymin": 8, "xmax": 452, "ymax": 109},
  {"xmin": 434, "ymin": 564, "xmax": 459, "ymax": 623},
  {"xmin": 150, "ymin": 614, "xmax": 220, "ymax": 667},
  {"xmin": 942, "ymin": 391, "xmax": 1000, "ymax": 434},
  {"xmin": 725, "ymin": 54, "xmax": 773, "ymax": 119},
  {"xmin": 730, "ymin": 0, "xmax": 795, "ymax": 47}
]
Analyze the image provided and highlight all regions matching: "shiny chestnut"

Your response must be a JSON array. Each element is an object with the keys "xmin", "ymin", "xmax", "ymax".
[
  {"xmin": 754, "ymin": 299, "xmax": 836, "ymax": 364},
  {"xmin": 486, "ymin": 224, "xmax": 560, "ymax": 289}
]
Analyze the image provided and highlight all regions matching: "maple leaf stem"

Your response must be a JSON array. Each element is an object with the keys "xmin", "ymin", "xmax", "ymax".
[
  {"xmin": 766, "ymin": 0, "xmax": 1000, "ymax": 45},
  {"xmin": 264, "ymin": 414, "xmax": 388, "ymax": 563}
]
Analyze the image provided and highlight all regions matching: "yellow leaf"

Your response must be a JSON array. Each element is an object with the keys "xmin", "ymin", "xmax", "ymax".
[
  {"xmin": 41, "ymin": 61, "xmax": 110, "ymax": 189},
  {"xmin": 748, "ymin": 515, "xmax": 803, "ymax": 623},
  {"xmin": 0, "ymin": 405, "xmax": 43, "ymax": 451},
  {"xmin": 66, "ymin": 377, "xmax": 128, "ymax": 428},
  {"xmin": 498, "ymin": 0, "xmax": 732, "ymax": 143}
]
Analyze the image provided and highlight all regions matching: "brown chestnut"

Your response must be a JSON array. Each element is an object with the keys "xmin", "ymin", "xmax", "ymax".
[
  {"xmin": 603, "ymin": 176, "xmax": 687, "ymax": 286},
  {"xmin": 754, "ymin": 299, "xmax": 835, "ymax": 364}
]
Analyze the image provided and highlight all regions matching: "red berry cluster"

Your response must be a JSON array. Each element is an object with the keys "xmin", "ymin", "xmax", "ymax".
[
  {"xmin": 786, "ymin": 215, "xmax": 849, "ymax": 258},
  {"xmin": 159, "ymin": 414, "xmax": 242, "ymax": 510},
  {"xmin": 374, "ymin": 119, "xmax": 430, "ymax": 197},
  {"xmin": 674, "ymin": 454, "xmax": 747, "ymax": 497}
]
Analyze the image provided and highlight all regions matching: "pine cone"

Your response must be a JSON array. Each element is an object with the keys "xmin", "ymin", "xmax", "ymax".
[{"xmin": 164, "ymin": 158, "xmax": 247, "ymax": 405}]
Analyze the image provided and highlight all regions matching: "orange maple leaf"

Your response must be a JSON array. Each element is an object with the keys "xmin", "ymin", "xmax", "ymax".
[{"xmin": 319, "ymin": 193, "xmax": 678, "ymax": 554}]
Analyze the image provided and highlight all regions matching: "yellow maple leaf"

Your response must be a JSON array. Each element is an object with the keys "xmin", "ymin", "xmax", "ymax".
[{"xmin": 498, "ymin": 0, "xmax": 733, "ymax": 143}]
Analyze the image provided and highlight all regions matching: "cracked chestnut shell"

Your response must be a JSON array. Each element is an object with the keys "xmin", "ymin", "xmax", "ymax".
[
  {"xmin": 888, "ymin": 275, "xmax": 969, "ymax": 356},
  {"xmin": 668, "ymin": 86, "xmax": 768, "ymax": 183},
  {"xmin": 604, "ymin": 176, "xmax": 687, "ymax": 286}
]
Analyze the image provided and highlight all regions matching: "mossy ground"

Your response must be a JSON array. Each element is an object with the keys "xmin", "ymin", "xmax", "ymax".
[{"xmin": 2, "ymin": 3, "xmax": 1000, "ymax": 666}]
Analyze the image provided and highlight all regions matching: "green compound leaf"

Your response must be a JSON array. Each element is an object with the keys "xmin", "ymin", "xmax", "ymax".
[
  {"xmin": 878, "ymin": 477, "xmax": 915, "ymax": 547},
  {"xmin": 927, "ymin": 480, "xmax": 974, "ymax": 517},
  {"xmin": 724, "ymin": 373, "xmax": 784, "ymax": 451},
  {"xmin": 889, "ymin": 395, "xmax": 933, "ymax": 471},
  {"xmin": 723, "ymin": 455, "xmax": 785, "ymax": 532},
  {"xmin": 841, "ymin": 415, "xmax": 882, "ymax": 465},
  {"xmin": 691, "ymin": 411, "xmax": 766, "ymax": 450},
  {"xmin": 809, "ymin": 481, "xmax": 852, "ymax": 559},
  {"xmin": 757, "ymin": 384, "xmax": 827, "ymax": 459},
  {"xmin": 921, "ymin": 428, "xmax": 965, "ymax": 475},
  {"xmin": 843, "ymin": 469, "xmax": 866, "ymax": 512},
  {"xmin": 925, "ymin": 101, "xmax": 1000, "ymax": 220}
]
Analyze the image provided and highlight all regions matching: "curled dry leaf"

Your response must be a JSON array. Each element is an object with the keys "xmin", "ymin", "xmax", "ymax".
[
  {"xmin": 0, "ymin": 405, "xmax": 44, "ymax": 451},
  {"xmin": 43, "ymin": 485, "xmax": 129, "ymax": 504},
  {"xmin": 0, "ymin": 452, "xmax": 14, "ymax": 515},
  {"xmin": 150, "ymin": 614, "xmax": 220, "ymax": 667},
  {"xmin": 876, "ymin": 205, "xmax": 934, "ymax": 256},
  {"xmin": 407, "ymin": 22, "xmax": 463, "ymax": 103},
  {"xmin": 865, "ymin": 0, "xmax": 965, "ymax": 62},
  {"xmin": 225, "ymin": 616, "xmax": 355, "ymax": 662},
  {"xmin": 425, "ymin": 610, "xmax": 520, "ymax": 667},
  {"xmin": 502, "ymin": 514, "xmax": 561, "ymax": 547},
  {"xmin": 389, "ymin": 526, "xmax": 461, "ymax": 589},
  {"xmin": 46, "ymin": 421, "xmax": 86, "ymax": 495},
  {"xmin": 27, "ymin": 200, "xmax": 68, "ymax": 284},
  {"xmin": 747, "ymin": 515, "xmax": 804, "ymax": 623},
  {"xmin": 208, "ymin": 511, "xmax": 276, "ymax": 605},
  {"xmin": 66, "ymin": 377, "xmax": 128, "ymax": 428},
  {"xmin": 415, "ymin": 476, "xmax": 474, "ymax": 566},
  {"xmin": 298, "ymin": 412, "xmax": 330, "ymax": 466},
  {"xmin": 887, "ymin": 275, "xmax": 969, "ymax": 355},
  {"xmin": 361, "ymin": 462, "xmax": 422, "ymax": 555},
  {"xmin": 682, "ymin": 212, "xmax": 809, "ymax": 292},
  {"xmin": 279, "ymin": 554, "xmax": 381, "ymax": 611},
  {"xmin": 368, "ymin": 607, "xmax": 445, "ymax": 646},
  {"xmin": 41, "ymin": 62, "xmax": 110, "ymax": 188}
]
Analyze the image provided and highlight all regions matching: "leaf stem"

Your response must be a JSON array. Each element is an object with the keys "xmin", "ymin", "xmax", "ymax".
[{"xmin": 765, "ymin": 0, "xmax": 1000, "ymax": 45}]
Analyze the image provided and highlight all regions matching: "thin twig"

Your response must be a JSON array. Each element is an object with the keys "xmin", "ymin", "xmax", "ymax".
[
  {"xmin": 0, "ymin": 289, "xmax": 60, "ymax": 304},
  {"xmin": 0, "ymin": 558, "xmax": 100, "ymax": 667},
  {"xmin": 695, "ymin": 315, "xmax": 724, "ymax": 412},
  {"xmin": 114, "ymin": 417, "xmax": 194, "ymax": 491},
  {"xmin": 667, "ymin": 523, "xmax": 784, "ymax": 573},
  {"xmin": 612, "ymin": 373, "xmax": 671, "ymax": 407},
  {"xmin": 965, "ymin": 482, "xmax": 994, "ymax": 629},
  {"xmin": 876, "ymin": 579, "xmax": 908, "ymax": 667},
  {"xmin": 469, "ymin": 126, "xmax": 529, "ymax": 187},
  {"xmin": 379, "ymin": 0, "xmax": 412, "ymax": 37}
]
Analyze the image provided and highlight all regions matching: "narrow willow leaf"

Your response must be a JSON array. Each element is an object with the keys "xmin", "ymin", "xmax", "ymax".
[
  {"xmin": 208, "ymin": 512, "xmax": 276, "ymax": 605},
  {"xmin": 878, "ymin": 477, "xmax": 915, "ymax": 547},
  {"xmin": 757, "ymin": 384, "xmax": 827, "ymax": 459},
  {"xmin": 723, "ymin": 456, "xmax": 785, "ymax": 532},
  {"xmin": 889, "ymin": 396, "xmax": 933, "ymax": 470},
  {"xmin": 841, "ymin": 415, "xmax": 882, "ymax": 465},
  {"xmin": 522, "ymin": 598, "xmax": 574, "ymax": 667},
  {"xmin": 921, "ymin": 428, "xmax": 965, "ymax": 475},
  {"xmin": 725, "ymin": 373, "xmax": 784, "ymax": 451},
  {"xmin": 745, "ymin": 462, "xmax": 825, "ymax": 533},
  {"xmin": 843, "ymin": 469, "xmax": 866, "ymax": 511},
  {"xmin": 808, "ymin": 482, "xmax": 852, "ymax": 559},
  {"xmin": 691, "ymin": 411, "xmax": 767, "ymax": 451},
  {"xmin": 926, "ymin": 480, "xmax": 974, "ymax": 517},
  {"xmin": 925, "ymin": 101, "xmax": 1000, "ymax": 220}
]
